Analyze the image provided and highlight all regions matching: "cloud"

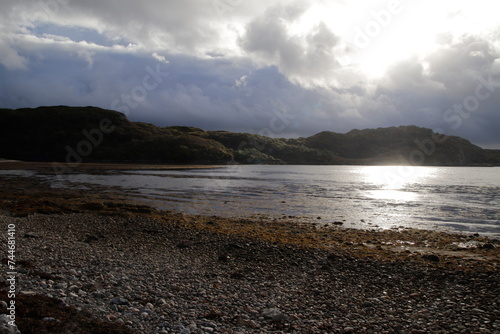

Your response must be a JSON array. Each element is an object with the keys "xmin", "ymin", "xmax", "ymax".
[
  {"xmin": 375, "ymin": 35, "xmax": 500, "ymax": 147},
  {"xmin": 0, "ymin": 39, "xmax": 28, "ymax": 70},
  {"xmin": 0, "ymin": 2, "xmax": 28, "ymax": 70},
  {"xmin": 0, "ymin": 0, "xmax": 499, "ymax": 147},
  {"xmin": 239, "ymin": 3, "xmax": 344, "ymax": 87},
  {"xmin": 152, "ymin": 52, "xmax": 169, "ymax": 64}
]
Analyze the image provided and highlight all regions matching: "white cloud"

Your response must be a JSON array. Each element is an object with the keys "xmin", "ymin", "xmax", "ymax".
[
  {"xmin": 235, "ymin": 74, "xmax": 248, "ymax": 88},
  {"xmin": 152, "ymin": 52, "xmax": 169, "ymax": 64},
  {"xmin": 0, "ymin": 38, "xmax": 28, "ymax": 70},
  {"xmin": 0, "ymin": 0, "xmax": 499, "ymax": 147},
  {"xmin": 77, "ymin": 49, "xmax": 96, "ymax": 68},
  {"xmin": 239, "ymin": 4, "xmax": 345, "ymax": 87}
]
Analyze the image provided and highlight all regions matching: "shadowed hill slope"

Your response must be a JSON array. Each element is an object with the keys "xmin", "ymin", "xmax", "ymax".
[{"xmin": 0, "ymin": 106, "xmax": 498, "ymax": 166}]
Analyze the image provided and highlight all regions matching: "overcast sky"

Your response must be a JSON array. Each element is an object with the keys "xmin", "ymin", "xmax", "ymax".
[{"xmin": 1, "ymin": 0, "xmax": 499, "ymax": 147}]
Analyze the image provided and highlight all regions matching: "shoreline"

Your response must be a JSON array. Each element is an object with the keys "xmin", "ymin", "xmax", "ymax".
[
  {"xmin": 0, "ymin": 161, "xmax": 224, "ymax": 171},
  {"xmin": 0, "ymin": 173, "xmax": 498, "ymax": 268},
  {"xmin": 1, "ymin": 162, "xmax": 499, "ymax": 239},
  {"xmin": 2, "ymin": 161, "xmax": 499, "ymax": 171},
  {"xmin": 0, "ymin": 172, "xmax": 499, "ymax": 333}
]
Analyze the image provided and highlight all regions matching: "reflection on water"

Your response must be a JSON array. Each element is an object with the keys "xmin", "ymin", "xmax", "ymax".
[
  {"xmin": 360, "ymin": 166, "xmax": 439, "ymax": 202},
  {"xmin": 1, "ymin": 166, "xmax": 499, "ymax": 237},
  {"xmin": 361, "ymin": 165, "xmax": 438, "ymax": 189},
  {"xmin": 367, "ymin": 189, "xmax": 418, "ymax": 202}
]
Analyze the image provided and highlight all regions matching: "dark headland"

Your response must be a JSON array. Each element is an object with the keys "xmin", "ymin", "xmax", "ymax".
[{"xmin": 1, "ymin": 105, "xmax": 499, "ymax": 166}]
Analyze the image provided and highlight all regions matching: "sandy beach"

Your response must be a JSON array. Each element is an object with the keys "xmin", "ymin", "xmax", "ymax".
[{"xmin": 0, "ymin": 165, "xmax": 499, "ymax": 333}]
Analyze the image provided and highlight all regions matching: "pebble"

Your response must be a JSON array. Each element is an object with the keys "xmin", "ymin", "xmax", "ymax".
[
  {"xmin": 0, "ymin": 315, "xmax": 21, "ymax": 334},
  {"xmin": 110, "ymin": 297, "xmax": 129, "ymax": 306},
  {"xmin": 3, "ymin": 212, "xmax": 499, "ymax": 334},
  {"xmin": 23, "ymin": 232, "xmax": 41, "ymax": 238},
  {"xmin": 422, "ymin": 254, "xmax": 440, "ymax": 262},
  {"xmin": 262, "ymin": 308, "xmax": 287, "ymax": 322}
]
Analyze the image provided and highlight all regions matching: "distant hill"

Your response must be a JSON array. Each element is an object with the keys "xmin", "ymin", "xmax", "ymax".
[{"xmin": 0, "ymin": 106, "xmax": 498, "ymax": 166}]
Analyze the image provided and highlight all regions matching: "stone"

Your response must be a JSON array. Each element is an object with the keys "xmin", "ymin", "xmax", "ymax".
[
  {"xmin": 262, "ymin": 308, "xmax": 287, "ymax": 322},
  {"xmin": 93, "ymin": 292, "xmax": 106, "ymax": 299},
  {"xmin": 229, "ymin": 271, "xmax": 245, "ymax": 279},
  {"xmin": 69, "ymin": 285, "xmax": 79, "ymax": 292},
  {"xmin": 68, "ymin": 269, "xmax": 79, "ymax": 276},
  {"xmin": 361, "ymin": 301, "xmax": 373, "ymax": 308},
  {"xmin": 24, "ymin": 232, "xmax": 40, "ymax": 238},
  {"xmin": 84, "ymin": 234, "xmax": 99, "ymax": 243},
  {"xmin": 53, "ymin": 282, "xmax": 68, "ymax": 289},
  {"xmin": 0, "ymin": 314, "xmax": 21, "ymax": 334},
  {"xmin": 20, "ymin": 291, "xmax": 37, "ymax": 296},
  {"xmin": 422, "ymin": 254, "xmax": 440, "ymax": 262},
  {"xmin": 218, "ymin": 254, "xmax": 231, "ymax": 262},
  {"xmin": 110, "ymin": 297, "xmax": 129, "ymax": 305}
]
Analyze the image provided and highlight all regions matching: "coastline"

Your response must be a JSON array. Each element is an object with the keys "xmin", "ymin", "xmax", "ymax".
[
  {"xmin": 0, "ymin": 161, "xmax": 224, "ymax": 171},
  {"xmin": 0, "ymin": 170, "xmax": 499, "ymax": 333}
]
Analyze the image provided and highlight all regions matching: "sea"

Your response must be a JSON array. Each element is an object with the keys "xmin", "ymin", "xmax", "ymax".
[{"xmin": 2, "ymin": 165, "xmax": 499, "ymax": 237}]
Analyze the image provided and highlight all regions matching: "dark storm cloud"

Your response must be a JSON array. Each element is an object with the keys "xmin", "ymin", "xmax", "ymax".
[{"xmin": 0, "ymin": 0, "xmax": 499, "ymax": 147}]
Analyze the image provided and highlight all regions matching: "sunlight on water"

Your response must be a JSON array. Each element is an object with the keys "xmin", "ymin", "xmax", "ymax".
[
  {"xmin": 8, "ymin": 165, "xmax": 498, "ymax": 237},
  {"xmin": 358, "ymin": 166, "xmax": 442, "ymax": 202},
  {"xmin": 367, "ymin": 189, "xmax": 418, "ymax": 202},
  {"xmin": 360, "ymin": 165, "xmax": 438, "ymax": 189}
]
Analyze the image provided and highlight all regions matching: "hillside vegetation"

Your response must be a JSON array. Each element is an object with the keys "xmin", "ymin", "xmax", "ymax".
[{"xmin": 0, "ymin": 106, "xmax": 498, "ymax": 166}]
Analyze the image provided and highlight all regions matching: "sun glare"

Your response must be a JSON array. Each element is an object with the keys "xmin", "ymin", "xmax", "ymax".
[
  {"xmin": 363, "ymin": 165, "xmax": 439, "ymax": 188},
  {"xmin": 222, "ymin": 1, "xmax": 497, "ymax": 81},
  {"xmin": 305, "ymin": 0, "xmax": 497, "ymax": 79},
  {"xmin": 360, "ymin": 166, "xmax": 432, "ymax": 202}
]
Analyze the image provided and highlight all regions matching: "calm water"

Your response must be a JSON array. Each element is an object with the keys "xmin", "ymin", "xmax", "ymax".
[{"xmin": 2, "ymin": 165, "xmax": 499, "ymax": 237}]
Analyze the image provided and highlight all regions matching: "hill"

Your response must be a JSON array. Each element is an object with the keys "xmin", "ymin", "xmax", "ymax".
[{"xmin": 0, "ymin": 106, "xmax": 498, "ymax": 166}]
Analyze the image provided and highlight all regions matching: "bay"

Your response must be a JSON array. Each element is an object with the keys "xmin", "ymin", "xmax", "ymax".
[{"xmin": 3, "ymin": 165, "xmax": 499, "ymax": 237}]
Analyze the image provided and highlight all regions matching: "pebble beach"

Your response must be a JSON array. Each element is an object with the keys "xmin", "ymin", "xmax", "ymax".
[{"xmin": 0, "ymin": 165, "xmax": 499, "ymax": 333}]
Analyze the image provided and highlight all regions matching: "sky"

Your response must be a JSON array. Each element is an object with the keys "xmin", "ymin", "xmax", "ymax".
[{"xmin": 1, "ymin": 0, "xmax": 499, "ymax": 148}]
